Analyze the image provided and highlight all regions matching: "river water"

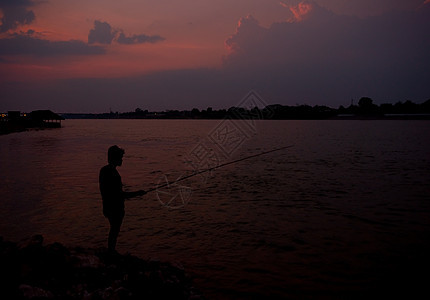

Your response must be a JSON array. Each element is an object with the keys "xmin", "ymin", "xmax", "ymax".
[{"xmin": 1, "ymin": 119, "xmax": 429, "ymax": 299}]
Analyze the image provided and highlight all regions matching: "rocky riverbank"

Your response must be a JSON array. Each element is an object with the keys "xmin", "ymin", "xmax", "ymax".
[{"xmin": 0, "ymin": 235, "xmax": 204, "ymax": 299}]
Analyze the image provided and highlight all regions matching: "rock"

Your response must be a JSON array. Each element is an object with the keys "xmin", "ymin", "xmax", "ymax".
[
  {"xmin": 72, "ymin": 253, "xmax": 104, "ymax": 269},
  {"xmin": 0, "ymin": 236, "xmax": 204, "ymax": 299},
  {"xmin": 19, "ymin": 284, "xmax": 54, "ymax": 299}
]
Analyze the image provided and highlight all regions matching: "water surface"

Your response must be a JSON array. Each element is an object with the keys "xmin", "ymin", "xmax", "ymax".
[{"xmin": 1, "ymin": 119, "xmax": 429, "ymax": 299}]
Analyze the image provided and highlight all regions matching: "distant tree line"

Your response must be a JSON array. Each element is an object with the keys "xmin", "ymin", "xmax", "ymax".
[
  {"xmin": 61, "ymin": 98, "xmax": 430, "ymax": 120},
  {"xmin": 338, "ymin": 98, "xmax": 430, "ymax": 116}
]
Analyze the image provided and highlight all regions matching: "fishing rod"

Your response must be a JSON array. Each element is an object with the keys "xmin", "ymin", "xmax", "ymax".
[{"xmin": 145, "ymin": 144, "xmax": 294, "ymax": 193}]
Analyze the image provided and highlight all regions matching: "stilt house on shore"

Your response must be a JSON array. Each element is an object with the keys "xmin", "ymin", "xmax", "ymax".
[{"xmin": 0, "ymin": 110, "xmax": 64, "ymax": 134}]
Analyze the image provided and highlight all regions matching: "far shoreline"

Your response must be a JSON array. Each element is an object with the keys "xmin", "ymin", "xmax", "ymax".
[{"xmin": 60, "ymin": 114, "xmax": 430, "ymax": 120}]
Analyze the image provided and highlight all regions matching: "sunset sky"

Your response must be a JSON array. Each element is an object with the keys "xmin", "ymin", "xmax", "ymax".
[{"xmin": 1, "ymin": 0, "xmax": 429, "ymax": 112}]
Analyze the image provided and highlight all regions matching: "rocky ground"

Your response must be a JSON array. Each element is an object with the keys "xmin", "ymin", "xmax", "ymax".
[{"xmin": 0, "ymin": 235, "xmax": 204, "ymax": 299}]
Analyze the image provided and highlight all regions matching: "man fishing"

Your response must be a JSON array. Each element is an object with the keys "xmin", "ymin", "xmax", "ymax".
[
  {"xmin": 99, "ymin": 145, "xmax": 146, "ymax": 254},
  {"xmin": 99, "ymin": 144, "xmax": 291, "ymax": 253}
]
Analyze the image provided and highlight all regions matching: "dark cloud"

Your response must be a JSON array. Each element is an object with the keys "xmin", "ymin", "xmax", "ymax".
[
  {"xmin": 0, "ymin": 33, "xmax": 105, "ymax": 56},
  {"xmin": 225, "ymin": 1, "xmax": 430, "ymax": 68},
  {"xmin": 222, "ymin": 1, "xmax": 430, "ymax": 105},
  {"xmin": 88, "ymin": 20, "xmax": 165, "ymax": 45},
  {"xmin": 116, "ymin": 32, "xmax": 165, "ymax": 45},
  {"xmin": 0, "ymin": 0, "xmax": 33, "ymax": 4},
  {"xmin": 0, "ymin": 0, "xmax": 36, "ymax": 33},
  {"xmin": 88, "ymin": 20, "xmax": 117, "ymax": 45}
]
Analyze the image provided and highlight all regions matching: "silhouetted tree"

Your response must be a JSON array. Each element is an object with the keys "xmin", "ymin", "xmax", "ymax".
[
  {"xmin": 358, "ymin": 97, "xmax": 379, "ymax": 115},
  {"xmin": 358, "ymin": 97, "xmax": 373, "ymax": 109},
  {"xmin": 380, "ymin": 103, "xmax": 394, "ymax": 114},
  {"xmin": 420, "ymin": 99, "xmax": 430, "ymax": 113},
  {"xmin": 191, "ymin": 108, "xmax": 200, "ymax": 118},
  {"xmin": 402, "ymin": 100, "xmax": 418, "ymax": 113}
]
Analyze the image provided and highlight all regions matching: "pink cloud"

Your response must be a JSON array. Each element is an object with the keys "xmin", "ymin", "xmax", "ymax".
[
  {"xmin": 280, "ymin": 1, "xmax": 335, "ymax": 23},
  {"xmin": 225, "ymin": 15, "xmax": 266, "ymax": 53},
  {"xmin": 288, "ymin": 1, "xmax": 314, "ymax": 21}
]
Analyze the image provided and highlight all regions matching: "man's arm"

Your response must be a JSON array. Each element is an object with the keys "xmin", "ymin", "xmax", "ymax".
[{"xmin": 123, "ymin": 190, "xmax": 146, "ymax": 199}]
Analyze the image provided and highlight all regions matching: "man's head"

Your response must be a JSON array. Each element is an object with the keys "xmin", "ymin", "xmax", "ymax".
[{"xmin": 108, "ymin": 145, "xmax": 124, "ymax": 166}]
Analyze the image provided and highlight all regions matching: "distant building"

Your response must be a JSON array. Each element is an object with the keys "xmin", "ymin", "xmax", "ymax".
[
  {"xmin": 30, "ymin": 110, "xmax": 64, "ymax": 128},
  {"xmin": 0, "ymin": 110, "xmax": 64, "ymax": 134}
]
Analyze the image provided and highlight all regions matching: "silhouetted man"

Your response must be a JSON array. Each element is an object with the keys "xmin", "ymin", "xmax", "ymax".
[{"xmin": 99, "ymin": 145, "xmax": 146, "ymax": 253}]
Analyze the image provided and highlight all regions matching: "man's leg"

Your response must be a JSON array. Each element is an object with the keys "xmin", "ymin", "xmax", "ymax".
[{"xmin": 108, "ymin": 214, "xmax": 123, "ymax": 252}]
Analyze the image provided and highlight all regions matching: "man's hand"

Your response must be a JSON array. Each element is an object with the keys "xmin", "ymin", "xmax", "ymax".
[{"xmin": 137, "ymin": 190, "xmax": 146, "ymax": 196}]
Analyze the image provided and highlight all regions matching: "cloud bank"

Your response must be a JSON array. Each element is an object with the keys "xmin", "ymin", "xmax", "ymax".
[
  {"xmin": 88, "ymin": 20, "xmax": 165, "ymax": 45},
  {"xmin": 116, "ymin": 32, "xmax": 165, "ymax": 45},
  {"xmin": 0, "ymin": 31, "xmax": 105, "ymax": 56},
  {"xmin": 221, "ymin": 0, "xmax": 430, "ymax": 104},
  {"xmin": 0, "ymin": 2, "xmax": 106, "ymax": 57},
  {"xmin": 0, "ymin": 17, "xmax": 164, "ymax": 58}
]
